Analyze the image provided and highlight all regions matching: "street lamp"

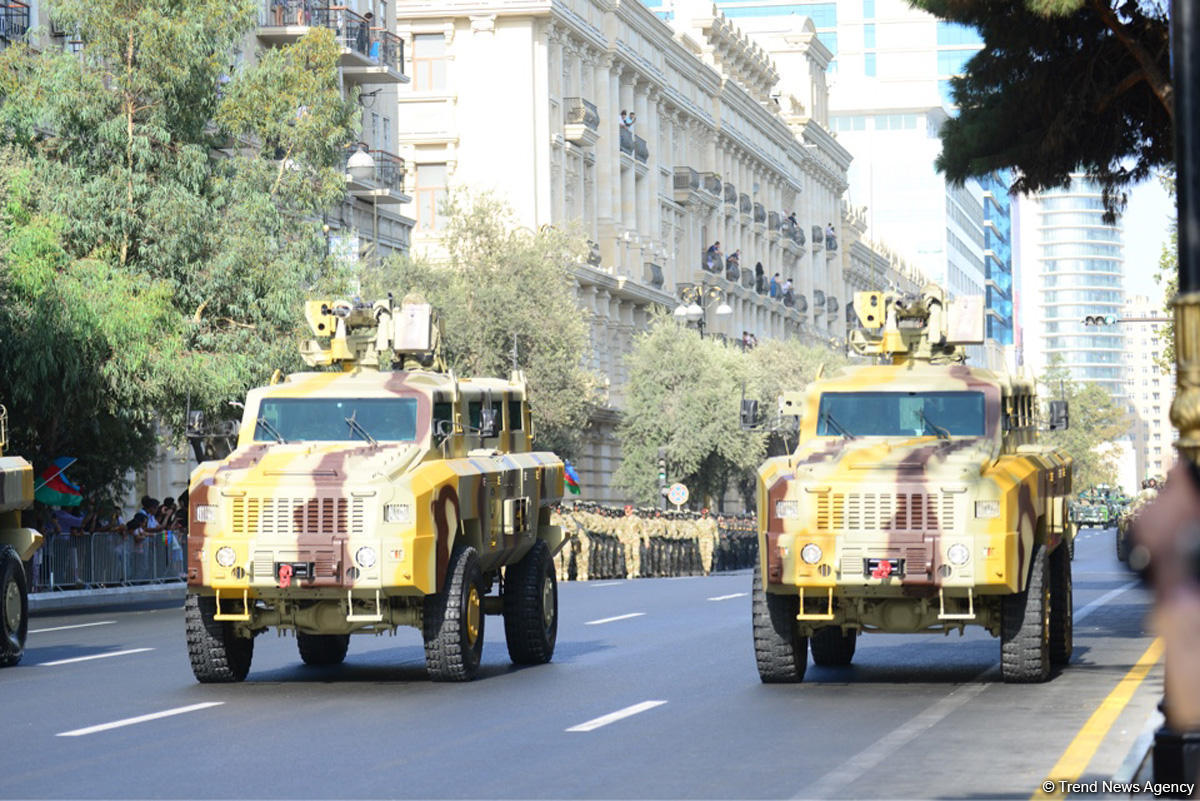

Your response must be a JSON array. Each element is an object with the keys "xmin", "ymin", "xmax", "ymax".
[{"xmin": 673, "ymin": 283, "xmax": 732, "ymax": 338}]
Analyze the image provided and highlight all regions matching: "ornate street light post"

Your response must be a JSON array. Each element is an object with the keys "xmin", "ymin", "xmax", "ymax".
[{"xmin": 672, "ymin": 283, "xmax": 732, "ymax": 339}]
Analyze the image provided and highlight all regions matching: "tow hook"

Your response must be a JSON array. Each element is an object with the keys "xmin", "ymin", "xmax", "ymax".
[{"xmin": 278, "ymin": 563, "xmax": 293, "ymax": 589}]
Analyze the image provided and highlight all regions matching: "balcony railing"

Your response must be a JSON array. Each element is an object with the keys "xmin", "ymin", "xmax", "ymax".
[
  {"xmin": 564, "ymin": 97, "xmax": 600, "ymax": 131},
  {"xmin": 796, "ymin": 294, "xmax": 808, "ymax": 314},
  {"xmin": 793, "ymin": 224, "xmax": 806, "ymax": 246},
  {"xmin": 725, "ymin": 261, "xmax": 741, "ymax": 282},
  {"xmin": 0, "ymin": 1, "xmax": 29, "ymax": 42},
  {"xmin": 586, "ymin": 239, "xmax": 602, "ymax": 266},
  {"xmin": 673, "ymin": 166, "xmax": 700, "ymax": 192},
  {"xmin": 723, "ymin": 182, "xmax": 737, "ymax": 205},
  {"xmin": 812, "ymin": 225, "xmax": 824, "ymax": 246},
  {"xmin": 739, "ymin": 193, "xmax": 752, "ymax": 216},
  {"xmin": 814, "ymin": 289, "xmax": 826, "ymax": 307},
  {"xmin": 634, "ymin": 135, "xmax": 648, "ymax": 164},
  {"xmin": 644, "ymin": 263, "xmax": 665, "ymax": 289},
  {"xmin": 260, "ymin": 3, "xmax": 392, "ymax": 64},
  {"xmin": 702, "ymin": 173, "xmax": 722, "ymax": 195},
  {"xmin": 782, "ymin": 290, "xmax": 795, "ymax": 308},
  {"xmin": 826, "ymin": 234, "xmax": 838, "ymax": 251},
  {"xmin": 370, "ymin": 29, "xmax": 404, "ymax": 73},
  {"xmin": 753, "ymin": 203, "xmax": 766, "ymax": 225},
  {"xmin": 619, "ymin": 125, "xmax": 634, "ymax": 155},
  {"xmin": 756, "ymin": 273, "xmax": 768, "ymax": 295},
  {"xmin": 827, "ymin": 296, "xmax": 839, "ymax": 315},
  {"xmin": 767, "ymin": 211, "xmax": 781, "ymax": 232},
  {"xmin": 370, "ymin": 149, "xmax": 405, "ymax": 192},
  {"xmin": 702, "ymin": 252, "xmax": 724, "ymax": 274},
  {"xmin": 740, "ymin": 266, "xmax": 755, "ymax": 289}
]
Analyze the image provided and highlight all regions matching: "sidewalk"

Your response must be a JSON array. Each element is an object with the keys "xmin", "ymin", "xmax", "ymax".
[{"xmin": 29, "ymin": 582, "xmax": 185, "ymax": 614}]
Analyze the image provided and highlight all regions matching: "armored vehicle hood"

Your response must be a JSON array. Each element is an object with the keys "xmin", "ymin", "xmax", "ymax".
[
  {"xmin": 208, "ymin": 442, "xmax": 427, "ymax": 489},
  {"xmin": 790, "ymin": 436, "xmax": 997, "ymax": 483}
]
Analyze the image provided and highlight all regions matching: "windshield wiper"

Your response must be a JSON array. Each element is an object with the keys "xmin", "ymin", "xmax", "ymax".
[
  {"xmin": 918, "ymin": 408, "xmax": 951, "ymax": 440},
  {"xmin": 256, "ymin": 416, "xmax": 287, "ymax": 444},
  {"xmin": 345, "ymin": 412, "xmax": 378, "ymax": 446},
  {"xmin": 821, "ymin": 411, "xmax": 857, "ymax": 440}
]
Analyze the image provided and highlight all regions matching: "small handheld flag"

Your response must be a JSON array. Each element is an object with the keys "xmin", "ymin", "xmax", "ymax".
[{"xmin": 564, "ymin": 460, "xmax": 581, "ymax": 496}]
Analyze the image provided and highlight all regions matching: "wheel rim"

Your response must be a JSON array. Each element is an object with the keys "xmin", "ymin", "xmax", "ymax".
[
  {"xmin": 541, "ymin": 572, "xmax": 556, "ymax": 630},
  {"xmin": 3, "ymin": 575, "xmax": 20, "ymax": 635},
  {"xmin": 466, "ymin": 586, "xmax": 481, "ymax": 646}
]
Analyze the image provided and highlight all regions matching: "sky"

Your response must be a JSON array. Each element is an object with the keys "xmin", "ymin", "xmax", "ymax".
[{"xmin": 1122, "ymin": 175, "xmax": 1176, "ymax": 305}]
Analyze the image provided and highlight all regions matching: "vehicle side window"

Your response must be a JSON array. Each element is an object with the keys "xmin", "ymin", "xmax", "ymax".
[
  {"xmin": 492, "ymin": 401, "xmax": 504, "ymax": 432},
  {"xmin": 508, "ymin": 400, "xmax": 523, "ymax": 431},
  {"xmin": 468, "ymin": 401, "xmax": 482, "ymax": 430},
  {"xmin": 433, "ymin": 401, "xmax": 454, "ymax": 440}
]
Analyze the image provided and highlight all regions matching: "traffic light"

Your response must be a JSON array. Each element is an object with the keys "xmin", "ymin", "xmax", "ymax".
[
  {"xmin": 1082, "ymin": 314, "xmax": 1118, "ymax": 326},
  {"xmin": 657, "ymin": 447, "xmax": 668, "ymax": 485}
]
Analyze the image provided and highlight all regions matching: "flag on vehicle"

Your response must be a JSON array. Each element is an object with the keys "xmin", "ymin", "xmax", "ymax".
[
  {"xmin": 34, "ymin": 457, "xmax": 82, "ymax": 507},
  {"xmin": 564, "ymin": 460, "xmax": 581, "ymax": 495}
]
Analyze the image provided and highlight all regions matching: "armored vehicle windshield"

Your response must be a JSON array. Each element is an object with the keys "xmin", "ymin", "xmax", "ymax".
[
  {"xmin": 253, "ymin": 396, "xmax": 423, "ymax": 443},
  {"xmin": 815, "ymin": 390, "xmax": 988, "ymax": 438}
]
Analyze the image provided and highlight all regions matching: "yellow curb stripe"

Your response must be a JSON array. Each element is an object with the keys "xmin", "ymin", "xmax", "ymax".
[{"xmin": 1032, "ymin": 637, "xmax": 1164, "ymax": 799}]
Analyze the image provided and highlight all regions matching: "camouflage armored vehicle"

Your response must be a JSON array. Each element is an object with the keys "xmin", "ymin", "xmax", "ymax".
[
  {"xmin": 0, "ymin": 405, "xmax": 44, "ymax": 666},
  {"xmin": 1070, "ymin": 488, "xmax": 1112, "ymax": 530},
  {"xmin": 185, "ymin": 296, "xmax": 567, "ymax": 682},
  {"xmin": 754, "ymin": 285, "xmax": 1074, "ymax": 684}
]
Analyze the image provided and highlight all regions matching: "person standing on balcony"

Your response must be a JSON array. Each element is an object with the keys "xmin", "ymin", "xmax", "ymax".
[
  {"xmin": 754, "ymin": 262, "xmax": 764, "ymax": 293},
  {"xmin": 787, "ymin": 211, "xmax": 798, "ymax": 227},
  {"xmin": 782, "ymin": 278, "xmax": 794, "ymax": 305},
  {"xmin": 706, "ymin": 241, "xmax": 721, "ymax": 271},
  {"xmin": 770, "ymin": 273, "xmax": 780, "ymax": 298},
  {"xmin": 620, "ymin": 110, "xmax": 636, "ymax": 130},
  {"xmin": 826, "ymin": 222, "xmax": 837, "ymax": 249}
]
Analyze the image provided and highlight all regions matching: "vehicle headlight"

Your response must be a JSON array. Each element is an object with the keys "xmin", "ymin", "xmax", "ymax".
[
  {"xmin": 974, "ymin": 500, "xmax": 1001, "ymax": 519},
  {"xmin": 214, "ymin": 546, "xmax": 236, "ymax": 568},
  {"xmin": 800, "ymin": 543, "xmax": 823, "ymax": 565},
  {"xmin": 194, "ymin": 504, "xmax": 218, "ymax": 524},
  {"xmin": 355, "ymin": 546, "xmax": 377, "ymax": 569},
  {"xmin": 775, "ymin": 500, "xmax": 800, "ymax": 519},
  {"xmin": 946, "ymin": 543, "xmax": 970, "ymax": 566},
  {"xmin": 383, "ymin": 503, "xmax": 413, "ymax": 524}
]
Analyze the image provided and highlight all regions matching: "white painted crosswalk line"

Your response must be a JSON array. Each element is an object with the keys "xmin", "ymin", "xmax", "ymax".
[
  {"xmin": 58, "ymin": 703, "xmax": 225, "ymax": 737},
  {"xmin": 30, "ymin": 621, "xmax": 116, "ymax": 634},
  {"xmin": 584, "ymin": 612, "xmax": 645, "ymax": 626},
  {"xmin": 39, "ymin": 648, "xmax": 153, "ymax": 666},
  {"xmin": 589, "ymin": 582, "xmax": 624, "ymax": 587},
  {"xmin": 566, "ymin": 701, "xmax": 667, "ymax": 732},
  {"xmin": 708, "ymin": 593, "xmax": 748, "ymax": 601}
]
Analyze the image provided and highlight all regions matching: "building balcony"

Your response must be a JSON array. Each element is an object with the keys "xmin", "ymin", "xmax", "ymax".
[
  {"xmin": 739, "ymin": 193, "xmax": 752, "ymax": 219},
  {"xmin": 825, "ymin": 235, "xmax": 838, "ymax": 259},
  {"xmin": 673, "ymin": 166, "xmax": 717, "ymax": 208},
  {"xmin": 586, "ymin": 239, "xmax": 602, "ymax": 267},
  {"xmin": 644, "ymin": 262, "xmax": 665, "ymax": 290},
  {"xmin": 702, "ymin": 252, "xmax": 724, "ymax": 274},
  {"xmin": 725, "ymin": 261, "xmax": 741, "ymax": 283},
  {"xmin": 811, "ymin": 225, "xmax": 823, "ymax": 252},
  {"xmin": 702, "ymin": 173, "xmax": 722, "ymax": 196},
  {"xmin": 813, "ymin": 289, "xmax": 826, "ymax": 313},
  {"xmin": 753, "ymin": 202, "xmax": 766, "ymax": 226},
  {"xmin": 0, "ymin": 1, "xmax": 28, "ymax": 43},
  {"xmin": 343, "ymin": 146, "xmax": 409, "ymax": 204},
  {"xmin": 826, "ymin": 296, "xmax": 839, "ymax": 315},
  {"xmin": 767, "ymin": 211, "xmax": 781, "ymax": 242},
  {"xmin": 634, "ymin": 136, "xmax": 649, "ymax": 164},
  {"xmin": 795, "ymin": 294, "xmax": 808, "ymax": 314},
  {"xmin": 723, "ymin": 182, "xmax": 737, "ymax": 209},
  {"xmin": 258, "ymin": 3, "xmax": 407, "ymax": 83},
  {"xmin": 563, "ymin": 97, "xmax": 600, "ymax": 147},
  {"xmin": 740, "ymin": 266, "xmax": 756, "ymax": 290},
  {"xmin": 619, "ymin": 125, "xmax": 634, "ymax": 156}
]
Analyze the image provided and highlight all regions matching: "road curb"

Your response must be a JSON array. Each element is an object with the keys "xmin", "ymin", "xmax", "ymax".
[
  {"xmin": 1113, "ymin": 710, "xmax": 1164, "ymax": 784},
  {"xmin": 29, "ymin": 583, "xmax": 186, "ymax": 614}
]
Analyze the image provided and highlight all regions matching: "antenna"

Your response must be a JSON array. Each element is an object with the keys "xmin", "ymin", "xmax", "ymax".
[{"xmin": 511, "ymin": 332, "xmax": 519, "ymax": 371}]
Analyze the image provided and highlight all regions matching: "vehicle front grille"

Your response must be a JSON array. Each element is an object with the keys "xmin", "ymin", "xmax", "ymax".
[
  {"xmin": 815, "ymin": 492, "xmax": 956, "ymax": 532},
  {"xmin": 230, "ymin": 496, "xmax": 366, "ymax": 537}
]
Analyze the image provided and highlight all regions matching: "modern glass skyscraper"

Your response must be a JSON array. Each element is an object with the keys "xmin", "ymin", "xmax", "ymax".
[{"xmin": 1021, "ymin": 179, "xmax": 1126, "ymax": 397}]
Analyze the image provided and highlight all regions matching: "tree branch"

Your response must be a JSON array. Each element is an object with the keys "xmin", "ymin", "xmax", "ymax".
[
  {"xmin": 1096, "ymin": 69, "xmax": 1146, "ymax": 114},
  {"xmin": 1090, "ymin": 0, "xmax": 1173, "ymax": 120}
]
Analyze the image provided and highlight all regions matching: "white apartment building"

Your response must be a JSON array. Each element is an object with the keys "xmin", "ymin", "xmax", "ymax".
[
  {"xmin": 390, "ymin": 0, "xmax": 907, "ymax": 499},
  {"xmin": 1124, "ymin": 295, "xmax": 1175, "ymax": 484},
  {"xmin": 1016, "ymin": 179, "xmax": 1127, "ymax": 398}
]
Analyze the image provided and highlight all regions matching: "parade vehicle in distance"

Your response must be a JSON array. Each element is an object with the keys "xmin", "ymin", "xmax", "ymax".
[
  {"xmin": 0, "ymin": 405, "xmax": 43, "ymax": 666},
  {"xmin": 753, "ymin": 285, "xmax": 1075, "ymax": 684},
  {"xmin": 185, "ymin": 295, "xmax": 567, "ymax": 683},
  {"xmin": 1070, "ymin": 485, "xmax": 1126, "ymax": 530}
]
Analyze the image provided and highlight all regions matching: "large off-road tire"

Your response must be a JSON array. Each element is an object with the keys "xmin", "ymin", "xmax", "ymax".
[
  {"xmin": 0, "ymin": 545, "xmax": 29, "ymax": 667},
  {"xmin": 810, "ymin": 625, "xmax": 857, "ymax": 666},
  {"xmin": 1049, "ymin": 543, "xmax": 1073, "ymax": 665},
  {"xmin": 1116, "ymin": 522, "xmax": 1130, "ymax": 563},
  {"xmin": 503, "ymin": 540, "xmax": 558, "ymax": 665},
  {"xmin": 752, "ymin": 562, "xmax": 807, "ymax": 683},
  {"xmin": 423, "ymin": 545, "xmax": 485, "ymax": 682},
  {"xmin": 1001, "ymin": 545, "xmax": 1051, "ymax": 683},
  {"xmin": 297, "ymin": 633, "xmax": 350, "ymax": 666},
  {"xmin": 184, "ymin": 593, "xmax": 254, "ymax": 683}
]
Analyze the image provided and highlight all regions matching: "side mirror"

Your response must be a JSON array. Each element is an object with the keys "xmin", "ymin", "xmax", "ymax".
[
  {"xmin": 1049, "ymin": 400, "xmax": 1069, "ymax": 431},
  {"xmin": 740, "ymin": 399, "xmax": 760, "ymax": 430}
]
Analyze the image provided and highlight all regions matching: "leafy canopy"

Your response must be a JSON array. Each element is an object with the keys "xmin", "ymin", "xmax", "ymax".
[
  {"xmin": 1039, "ymin": 358, "xmax": 1129, "ymax": 489},
  {"xmin": 911, "ymin": 0, "xmax": 1171, "ymax": 217}
]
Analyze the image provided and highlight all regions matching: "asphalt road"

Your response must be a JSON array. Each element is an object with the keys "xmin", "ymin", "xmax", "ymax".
[{"xmin": 1, "ymin": 527, "xmax": 1159, "ymax": 800}]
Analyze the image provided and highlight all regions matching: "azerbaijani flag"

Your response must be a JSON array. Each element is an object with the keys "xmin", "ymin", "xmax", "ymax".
[
  {"xmin": 34, "ymin": 457, "xmax": 83, "ymax": 507},
  {"xmin": 564, "ymin": 460, "xmax": 581, "ymax": 496}
]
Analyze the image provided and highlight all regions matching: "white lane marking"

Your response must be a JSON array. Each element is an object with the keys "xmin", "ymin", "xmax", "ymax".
[
  {"xmin": 30, "ymin": 621, "xmax": 116, "ymax": 634},
  {"xmin": 566, "ymin": 700, "xmax": 667, "ymax": 732},
  {"xmin": 797, "ymin": 678, "xmax": 989, "ymax": 799},
  {"xmin": 589, "ymin": 582, "xmax": 624, "ymax": 587},
  {"xmin": 1075, "ymin": 580, "xmax": 1140, "ymax": 625},
  {"xmin": 708, "ymin": 592, "xmax": 748, "ymax": 601},
  {"xmin": 39, "ymin": 648, "xmax": 153, "ymax": 666},
  {"xmin": 58, "ymin": 702, "xmax": 225, "ymax": 737},
  {"xmin": 584, "ymin": 613, "xmax": 645, "ymax": 626}
]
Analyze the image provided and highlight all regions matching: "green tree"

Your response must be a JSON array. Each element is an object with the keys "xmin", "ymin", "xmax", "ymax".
[
  {"xmin": 910, "ymin": 0, "xmax": 1171, "ymax": 217},
  {"xmin": 353, "ymin": 191, "xmax": 599, "ymax": 458},
  {"xmin": 0, "ymin": 0, "xmax": 357, "ymax": 494},
  {"xmin": 614, "ymin": 316, "xmax": 765, "ymax": 509},
  {"xmin": 744, "ymin": 337, "xmax": 848, "ymax": 455},
  {"xmin": 1039, "ymin": 359, "xmax": 1128, "ymax": 489}
]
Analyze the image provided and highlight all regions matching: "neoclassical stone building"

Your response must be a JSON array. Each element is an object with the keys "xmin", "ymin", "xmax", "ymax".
[{"xmin": 390, "ymin": 0, "xmax": 915, "ymax": 500}]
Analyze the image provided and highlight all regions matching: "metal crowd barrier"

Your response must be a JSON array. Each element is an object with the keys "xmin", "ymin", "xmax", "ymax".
[{"xmin": 31, "ymin": 531, "xmax": 186, "ymax": 592}]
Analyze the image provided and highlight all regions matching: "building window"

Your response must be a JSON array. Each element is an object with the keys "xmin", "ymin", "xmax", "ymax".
[
  {"xmin": 415, "ymin": 163, "xmax": 448, "ymax": 231},
  {"xmin": 412, "ymin": 33, "xmax": 447, "ymax": 91},
  {"xmin": 937, "ymin": 22, "xmax": 983, "ymax": 46},
  {"xmin": 864, "ymin": 52, "xmax": 876, "ymax": 77},
  {"xmin": 939, "ymin": 79, "xmax": 956, "ymax": 107},
  {"xmin": 382, "ymin": 117, "xmax": 392, "ymax": 152},
  {"xmin": 864, "ymin": 23, "xmax": 876, "ymax": 49},
  {"xmin": 937, "ymin": 50, "xmax": 971, "ymax": 76},
  {"xmin": 863, "ymin": 0, "xmax": 875, "ymax": 18}
]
